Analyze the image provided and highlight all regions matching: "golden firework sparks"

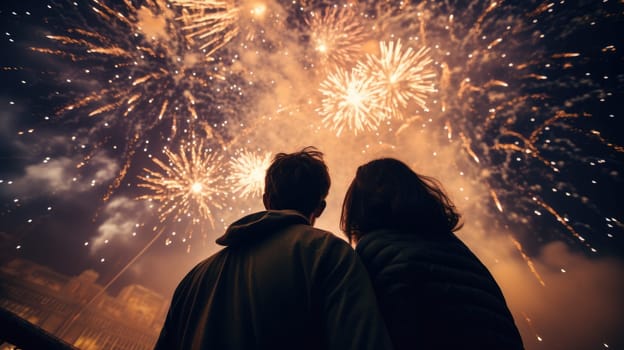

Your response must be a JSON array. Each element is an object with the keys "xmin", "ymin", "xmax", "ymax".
[
  {"xmin": 171, "ymin": 0, "xmax": 241, "ymax": 57},
  {"xmin": 137, "ymin": 137, "xmax": 225, "ymax": 231},
  {"xmin": 317, "ymin": 67, "xmax": 386, "ymax": 136},
  {"xmin": 171, "ymin": 0, "xmax": 275, "ymax": 57},
  {"xmin": 31, "ymin": 0, "xmax": 228, "ymax": 198},
  {"xmin": 306, "ymin": 6, "xmax": 369, "ymax": 68},
  {"xmin": 227, "ymin": 149, "xmax": 272, "ymax": 198},
  {"xmin": 358, "ymin": 40, "xmax": 437, "ymax": 119}
]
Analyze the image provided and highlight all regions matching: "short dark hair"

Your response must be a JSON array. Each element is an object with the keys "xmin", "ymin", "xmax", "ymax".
[
  {"xmin": 340, "ymin": 158, "xmax": 462, "ymax": 243},
  {"xmin": 264, "ymin": 146, "xmax": 330, "ymax": 217}
]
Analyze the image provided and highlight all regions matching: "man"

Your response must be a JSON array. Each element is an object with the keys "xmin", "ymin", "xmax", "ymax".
[{"xmin": 154, "ymin": 147, "xmax": 392, "ymax": 350}]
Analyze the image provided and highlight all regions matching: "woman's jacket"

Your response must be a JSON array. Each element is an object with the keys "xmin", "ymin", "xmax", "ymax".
[{"xmin": 356, "ymin": 229, "xmax": 524, "ymax": 350}]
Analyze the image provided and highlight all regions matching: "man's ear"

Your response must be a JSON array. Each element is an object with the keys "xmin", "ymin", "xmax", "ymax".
[
  {"xmin": 313, "ymin": 200, "xmax": 326, "ymax": 218},
  {"xmin": 262, "ymin": 193, "xmax": 269, "ymax": 210}
]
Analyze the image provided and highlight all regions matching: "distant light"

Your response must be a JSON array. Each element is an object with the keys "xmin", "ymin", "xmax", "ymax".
[{"xmin": 191, "ymin": 182, "xmax": 203, "ymax": 193}]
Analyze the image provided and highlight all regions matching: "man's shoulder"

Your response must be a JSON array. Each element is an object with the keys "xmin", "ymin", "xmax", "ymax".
[
  {"xmin": 179, "ymin": 248, "xmax": 228, "ymax": 280},
  {"xmin": 288, "ymin": 224, "xmax": 345, "ymax": 242},
  {"xmin": 281, "ymin": 225, "xmax": 355, "ymax": 259}
]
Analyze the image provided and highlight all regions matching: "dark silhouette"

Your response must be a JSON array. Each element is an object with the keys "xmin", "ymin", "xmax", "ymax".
[
  {"xmin": 341, "ymin": 158, "xmax": 524, "ymax": 350},
  {"xmin": 0, "ymin": 307, "xmax": 76, "ymax": 350},
  {"xmin": 155, "ymin": 147, "xmax": 393, "ymax": 350}
]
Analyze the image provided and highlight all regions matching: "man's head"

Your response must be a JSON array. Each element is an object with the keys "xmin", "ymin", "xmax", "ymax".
[{"xmin": 263, "ymin": 146, "xmax": 330, "ymax": 223}]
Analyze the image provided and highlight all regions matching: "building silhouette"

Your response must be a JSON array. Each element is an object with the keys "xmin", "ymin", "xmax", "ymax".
[{"xmin": 0, "ymin": 259, "xmax": 167, "ymax": 350}]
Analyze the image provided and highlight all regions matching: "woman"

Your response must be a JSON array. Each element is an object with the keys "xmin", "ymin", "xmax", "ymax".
[{"xmin": 341, "ymin": 158, "xmax": 524, "ymax": 350}]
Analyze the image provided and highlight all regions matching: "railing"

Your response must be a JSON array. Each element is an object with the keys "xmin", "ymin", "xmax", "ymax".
[{"xmin": 0, "ymin": 307, "xmax": 76, "ymax": 350}]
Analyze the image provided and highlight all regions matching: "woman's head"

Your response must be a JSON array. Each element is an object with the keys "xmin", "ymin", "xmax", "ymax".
[{"xmin": 340, "ymin": 158, "xmax": 462, "ymax": 243}]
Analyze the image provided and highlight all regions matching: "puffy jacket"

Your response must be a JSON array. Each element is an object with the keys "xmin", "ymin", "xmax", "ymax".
[
  {"xmin": 356, "ymin": 229, "xmax": 524, "ymax": 350},
  {"xmin": 154, "ymin": 210, "xmax": 393, "ymax": 350}
]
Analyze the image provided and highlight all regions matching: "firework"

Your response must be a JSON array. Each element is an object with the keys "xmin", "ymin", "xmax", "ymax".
[
  {"xmin": 226, "ymin": 149, "xmax": 272, "ymax": 199},
  {"xmin": 305, "ymin": 6, "xmax": 369, "ymax": 68},
  {"xmin": 372, "ymin": 1, "xmax": 622, "ymax": 253},
  {"xmin": 317, "ymin": 67, "xmax": 386, "ymax": 136},
  {"xmin": 171, "ymin": 0, "xmax": 279, "ymax": 58},
  {"xmin": 13, "ymin": 0, "xmax": 620, "ymax": 260},
  {"xmin": 34, "ymin": 0, "xmax": 219, "ymax": 131},
  {"xmin": 31, "ymin": 0, "xmax": 238, "ymax": 197},
  {"xmin": 171, "ymin": 0, "xmax": 241, "ymax": 58},
  {"xmin": 358, "ymin": 40, "xmax": 437, "ymax": 119},
  {"xmin": 3, "ymin": 1, "xmax": 623, "ymax": 347},
  {"xmin": 137, "ymin": 136, "xmax": 225, "ymax": 234}
]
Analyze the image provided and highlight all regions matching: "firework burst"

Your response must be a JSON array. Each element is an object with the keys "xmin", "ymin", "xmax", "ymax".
[
  {"xmin": 31, "ymin": 0, "xmax": 240, "ymax": 198},
  {"xmin": 317, "ymin": 67, "xmax": 386, "ymax": 136},
  {"xmin": 171, "ymin": 0, "xmax": 279, "ymax": 58},
  {"xmin": 171, "ymin": 0, "xmax": 241, "ymax": 58},
  {"xmin": 376, "ymin": 0, "xmax": 624, "ymax": 253},
  {"xmin": 137, "ymin": 136, "xmax": 226, "ymax": 237},
  {"xmin": 305, "ymin": 6, "xmax": 369, "ymax": 69},
  {"xmin": 358, "ymin": 40, "xmax": 437, "ymax": 119},
  {"xmin": 34, "ymin": 0, "xmax": 221, "ymax": 131},
  {"xmin": 226, "ymin": 149, "xmax": 272, "ymax": 199}
]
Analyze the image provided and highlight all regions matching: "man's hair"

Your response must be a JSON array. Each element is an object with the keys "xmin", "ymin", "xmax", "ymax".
[{"xmin": 264, "ymin": 146, "xmax": 330, "ymax": 217}]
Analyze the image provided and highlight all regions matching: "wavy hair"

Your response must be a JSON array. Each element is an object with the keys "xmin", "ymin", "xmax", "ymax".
[{"xmin": 340, "ymin": 158, "xmax": 462, "ymax": 243}]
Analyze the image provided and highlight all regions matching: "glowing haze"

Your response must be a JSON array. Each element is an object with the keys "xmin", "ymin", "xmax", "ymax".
[{"xmin": 0, "ymin": 1, "xmax": 622, "ymax": 349}]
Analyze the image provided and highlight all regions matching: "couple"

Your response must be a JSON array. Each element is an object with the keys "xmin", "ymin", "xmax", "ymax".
[{"xmin": 154, "ymin": 147, "xmax": 524, "ymax": 350}]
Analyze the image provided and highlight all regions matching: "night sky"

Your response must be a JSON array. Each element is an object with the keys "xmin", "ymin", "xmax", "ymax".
[{"xmin": 1, "ymin": 1, "xmax": 623, "ymax": 349}]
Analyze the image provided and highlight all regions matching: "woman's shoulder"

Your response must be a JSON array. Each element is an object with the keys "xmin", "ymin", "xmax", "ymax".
[
  {"xmin": 357, "ymin": 228, "xmax": 455, "ymax": 251},
  {"xmin": 356, "ymin": 229, "xmax": 476, "ymax": 269},
  {"xmin": 356, "ymin": 229, "xmax": 406, "ymax": 253},
  {"xmin": 355, "ymin": 229, "xmax": 432, "ymax": 266}
]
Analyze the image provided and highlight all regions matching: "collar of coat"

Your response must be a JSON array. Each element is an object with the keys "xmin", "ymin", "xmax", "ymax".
[{"xmin": 216, "ymin": 210, "xmax": 310, "ymax": 247}]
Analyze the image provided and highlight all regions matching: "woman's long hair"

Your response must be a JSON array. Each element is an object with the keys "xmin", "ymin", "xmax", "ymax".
[{"xmin": 340, "ymin": 158, "xmax": 462, "ymax": 243}]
